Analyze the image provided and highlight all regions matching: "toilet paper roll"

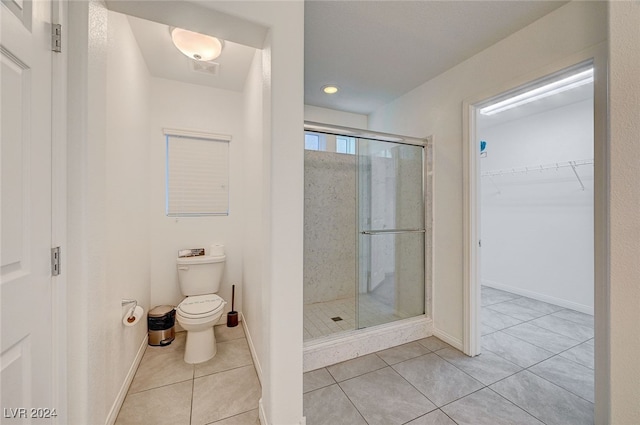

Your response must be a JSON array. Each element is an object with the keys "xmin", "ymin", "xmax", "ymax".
[
  {"xmin": 210, "ymin": 244, "xmax": 225, "ymax": 256},
  {"xmin": 123, "ymin": 305, "xmax": 144, "ymax": 327}
]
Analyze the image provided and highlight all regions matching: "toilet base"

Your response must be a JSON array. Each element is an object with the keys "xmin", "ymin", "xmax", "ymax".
[{"xmin": 184, "ymin": 327, "xmax": 217, "ymax": 364}]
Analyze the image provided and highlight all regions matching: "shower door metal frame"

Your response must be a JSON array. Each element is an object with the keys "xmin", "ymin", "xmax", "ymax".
[{"xmin": 304, "ymin": 122, "xmax": 430, "ymax": 330}]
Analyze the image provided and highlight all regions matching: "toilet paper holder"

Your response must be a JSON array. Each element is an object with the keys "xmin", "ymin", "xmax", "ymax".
[{"xmin": 122, "ymin": 299, "xmax": 138, "ymax": 320}]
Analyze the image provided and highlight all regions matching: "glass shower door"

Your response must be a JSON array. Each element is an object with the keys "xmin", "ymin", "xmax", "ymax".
[{"xmin": 357, "ymin": 139, "xmax": 425, "ymax": 329}]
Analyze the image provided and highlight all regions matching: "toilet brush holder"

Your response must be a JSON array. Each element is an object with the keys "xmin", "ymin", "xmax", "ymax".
[{"xmin": 227, "ymin": 284, "xmax": 238, "ymax": 327}]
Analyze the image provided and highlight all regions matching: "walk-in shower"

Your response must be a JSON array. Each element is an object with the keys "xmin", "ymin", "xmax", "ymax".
[{"xmin": 303, "ymin": 122, "xmax": 431, "ymax": 344}]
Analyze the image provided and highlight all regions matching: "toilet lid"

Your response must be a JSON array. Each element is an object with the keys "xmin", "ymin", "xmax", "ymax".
[{"xmin": 178, "ymin": 294, "xmax": 224, "ymax": 317}]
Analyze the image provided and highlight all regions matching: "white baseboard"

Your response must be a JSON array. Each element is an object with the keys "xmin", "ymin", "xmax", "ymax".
[
  {"xmin": 258, "ymin": 398, "xmax": 268, "ymax": 425},
  {"xmin": 257, "ymin": 398, "xmax": 305, "ymax": 425},
  {"xmin": 105, "ymin": 335, "xmax": 147, "ymax": 425},
  {"xmin": 303, "ymin": 316, "xmax": 433, "ymax": 372},
  {"xmin": 432, "ymin": 327, "xmax": 463, "ymax": 351},
  {"xmin": 242, "ymin": 313, "xmax": 263, "ymax": 384},
  {"xmin": 482, "ymin": 279, "xmax": 594, "ymax": 315}
]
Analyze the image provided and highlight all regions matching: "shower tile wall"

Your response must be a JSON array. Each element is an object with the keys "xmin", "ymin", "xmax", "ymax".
[{"xmin": 304, "ymin": 151, "xmax": 356, "ymax": 305}]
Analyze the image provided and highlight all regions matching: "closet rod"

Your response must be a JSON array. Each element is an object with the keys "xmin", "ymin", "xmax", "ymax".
[{"xmin": 481, "ymin": 159, "xmax": 593, "ymax": 177}]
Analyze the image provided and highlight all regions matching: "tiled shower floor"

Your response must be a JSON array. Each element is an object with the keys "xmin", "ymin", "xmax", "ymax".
[
  {"xmin": 304, "ymin": 286, "xmax": 595, "ymax": 425},
  {"xmin": 303, "ymin": 293, "xmax": 411, "ymax": 341}
]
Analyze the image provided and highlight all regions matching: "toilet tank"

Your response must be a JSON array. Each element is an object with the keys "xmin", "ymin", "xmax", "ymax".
[{"xmin": 177, "ymin": 255, "xmax": 226, "ymax": 296}]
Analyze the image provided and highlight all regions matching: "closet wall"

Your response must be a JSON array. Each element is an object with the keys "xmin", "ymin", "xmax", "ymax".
[{"xmin": 479, "ymin": 97, "xmax": 594, "ymax": 313}]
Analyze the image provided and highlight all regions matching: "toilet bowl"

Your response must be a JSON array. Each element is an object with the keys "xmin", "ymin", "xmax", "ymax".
[
  {"xmin": 176, "ymin": 293, "xmax": 226, "ymax": 364},
  {"xmin": 176, "ymin": 250, "xmax": 227, "ymax": 364}
]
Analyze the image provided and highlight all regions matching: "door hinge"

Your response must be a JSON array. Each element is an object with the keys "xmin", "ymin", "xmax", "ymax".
[
  {"xmin": 479, "ymin": 239, "xmax": 482, "ymax": 248},
  {"xmin": 51, "ymin": 247, "xmax": 61, "ymax": 276},
  {"xmin": 52, "ymin": 24, "xmax": 62, "ymax": 53}
]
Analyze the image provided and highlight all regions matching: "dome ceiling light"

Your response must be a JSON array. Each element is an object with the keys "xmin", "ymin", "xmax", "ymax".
[{"xmin": 171, "ymin": 27, "xmax": 223, "ymax": 62}]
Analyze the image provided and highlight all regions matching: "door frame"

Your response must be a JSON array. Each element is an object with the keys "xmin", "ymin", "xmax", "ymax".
[
  {"xmin": 462, "ymin": 43, "xmax": 609, "ymax": 419},
  {"xmin": 51, "ymin": 0, "xmax": 68, "ymax": 423}
]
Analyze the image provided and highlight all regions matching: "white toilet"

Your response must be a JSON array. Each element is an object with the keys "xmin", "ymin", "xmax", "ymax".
[{"xmin": 176, "ymin": 247, "xmax": 227, "ymax": 364}]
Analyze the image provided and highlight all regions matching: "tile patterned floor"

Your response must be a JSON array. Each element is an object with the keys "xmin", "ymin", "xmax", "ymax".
[
  {"xmin": 116, "ymin": 287, "xmax": 594, "ymax": 425},
  {"xmin": 304, "ymin": 286, "xmax": 594, "ymax": 425},
  {"xmin": 115, "ymin": 325, "xmax": 260, "ymax": 425}
]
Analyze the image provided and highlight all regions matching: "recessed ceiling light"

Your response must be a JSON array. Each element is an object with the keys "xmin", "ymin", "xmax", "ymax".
[
  {"xmin": 322, "ymin": 85, "xmax": 339, "ymax": 94},
  {"xmin": 171, "ymin": 27, "xmax": 223, "ymax": 62}
]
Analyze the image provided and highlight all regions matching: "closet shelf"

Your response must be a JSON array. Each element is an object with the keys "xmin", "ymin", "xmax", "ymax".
[{"xmin": 481, "ymin": 159, "xmax": 594, "ymax": 191}]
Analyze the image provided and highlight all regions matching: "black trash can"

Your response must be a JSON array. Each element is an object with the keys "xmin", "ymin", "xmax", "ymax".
[{"xmin": 148, "ymin": 305, "xmax": 176, "ymax": 346}]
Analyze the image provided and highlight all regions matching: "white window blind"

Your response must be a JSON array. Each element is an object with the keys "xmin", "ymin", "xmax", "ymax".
[{"xmin": 164, "ymin": 129, "xmax": 231, "ymax": 216}]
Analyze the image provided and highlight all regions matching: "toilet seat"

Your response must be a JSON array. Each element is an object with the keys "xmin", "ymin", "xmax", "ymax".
[{"xmin": 177, "ymin": 294, "xmax": 225, "ymax": 319}]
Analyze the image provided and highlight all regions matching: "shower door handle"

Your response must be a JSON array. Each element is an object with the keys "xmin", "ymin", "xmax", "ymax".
[{"xmin": 360, "ymin": 229, "xmax": 426, "ymax": 235}]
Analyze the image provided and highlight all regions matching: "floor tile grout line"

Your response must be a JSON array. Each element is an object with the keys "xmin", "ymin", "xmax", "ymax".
[
  {"xmin": 334, "ymin": 380, "xmax": 372, "ymax": 425},
  {"xmin": 127, "ymin": 375, "xmax": 195, "ymax": 396},
  {"xmin": 497, "ymin": 325, "xmax": 587, "ymax": 354},
  {"xmin": 326, "ymin": 353, "xmax": 388, "ymax": 383},
  {"xmin": 189, "ymin": 375, "xmax": 195, "ymax": 425},
  {"xmin": 484, "ymin": 349, "xmax": 595, "ymax": 408},
  {"xmin": 384, "ymin": 358, "xmax": 443, "ymax": 413},
  {"xmin": 484, "ymin": 305, "xmax": 556, "ymax": 324},
  {"xmin": 194, "ymin": 362, "xmax": 256, "ymax": 380},
  {"xmin": 437, "ymin": 385, "xmax": 487, "ymax": 409},
  {"xmin": 398, "ymin": 408, "xmax": 460, "ymax": 425},
  {"xmin": 484, "ymin": 385, "xmax": 552, "ymax": 425},
  {"xmin": 203, "ymin": 407, "xmax": 259, "ymax": 425},
  {"xmin": 440, "ymin": 409, "xmax": 461, "ymax": 425},
  {"xmin": 430, "ymin": 348, "xmax": 491, "ymax": 384},
  {"xmin": 431, "ymin": 346, "xmax": 523, "ymax": 387},
  {"xmin": 525, "ymin": 366, "xmax": 595, "ymax": 405}
]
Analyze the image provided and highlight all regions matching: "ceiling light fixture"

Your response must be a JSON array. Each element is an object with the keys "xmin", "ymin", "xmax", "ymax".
[
  {"xmin": 322, "ymin": 85, "xmax": 339, "ymax": 94},
  {"xmin": 480, "ymin": 68, "xmax": 594, "ymax": 116},
  {"xmin": 171, "ymin": 27, "xmax": 223, "ymax": 62}
]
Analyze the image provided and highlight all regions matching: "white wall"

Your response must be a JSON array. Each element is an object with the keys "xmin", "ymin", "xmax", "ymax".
[
  {"xmin": 241, "ymin": 49, "xmax": 266, "ymax": 380},
  {"xmin": 67, "ymin": 4, "xmax": 151, "ymax": 423},
  {"xmin": 304, "ymin": 104, "xmax": 368, "ymax": 129},
  {"xmin": 148, "ymin": 77, "xmax": 245, "ymax": 320},
  {"xmin": 368, "ymin": 1, "xmax": 606, "ymax": 344},
  {"xmin": 105, "ymin": 9, "xmax": 151, "ymax": 420},
  {"xmin": 479, "ymin": 99, "xmax": 594, "ymax": 312},
  {"xmin": 208, "ymin": 3, "xmax": 305, "ymax": 424},
  {"xmin": 608, "ymin": 1, "xmax": 640, "ymax": 423},
  {"xmin": 67, "ymin": 2, "xmax": 108, "ymax": 422}
]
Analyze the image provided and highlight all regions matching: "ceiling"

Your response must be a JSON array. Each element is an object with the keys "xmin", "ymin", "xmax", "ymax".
[
  {"xmin": 305, "ymin": 0, "xmax": 569, "ymax": 115},
  {"xmin": 127, "ymin": 15, "xmax": 257, "ymax": 91},
  {"xmin": 124, "ymin": 1, "xmax": 574, "ymax": 117}
]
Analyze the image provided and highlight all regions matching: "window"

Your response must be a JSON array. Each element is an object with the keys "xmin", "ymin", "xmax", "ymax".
[
  {"xmin": 336, "ymin": 136, "xmax": 356, "ymax": 154},
  {"xmin": 304, "ymin": 132, "xmax": 327, "ymax": 151},
  {"xmin": 164, "ymin": 129, "xmax": 231, "ymax": 216}
]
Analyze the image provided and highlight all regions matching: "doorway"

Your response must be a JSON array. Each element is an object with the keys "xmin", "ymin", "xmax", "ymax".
[
  {"xmin": 463, "ymin": 61, "xmax": 601, "ymax": 419},
  {"xmin": 478, "ymin": 64, "xmax": 595, "ymax": 317}
]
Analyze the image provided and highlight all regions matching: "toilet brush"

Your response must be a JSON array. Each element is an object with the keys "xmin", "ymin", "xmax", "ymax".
[{"xmin": 227, "ymin": 284, "xmax": 238, "ymax": 327}]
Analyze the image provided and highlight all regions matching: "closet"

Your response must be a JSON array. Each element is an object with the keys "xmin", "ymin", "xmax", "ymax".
[{"xmin": 478, "ymin": 90, "xmax": 594, "ymax": 314}]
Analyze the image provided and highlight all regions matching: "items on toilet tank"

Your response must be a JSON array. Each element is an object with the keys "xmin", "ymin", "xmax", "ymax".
[
  {"xmin": 148, "ymin": 305, "xmax": 176, "ymax": 346},
  {"xmin": 178, "ymin": 248, "xmax": 205, "ymax": 258}
]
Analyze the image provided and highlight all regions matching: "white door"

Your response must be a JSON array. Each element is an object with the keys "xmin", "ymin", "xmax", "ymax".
[{"xmin": 1, "ymin": 0, "xmax": 55, "ymax": 422}]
